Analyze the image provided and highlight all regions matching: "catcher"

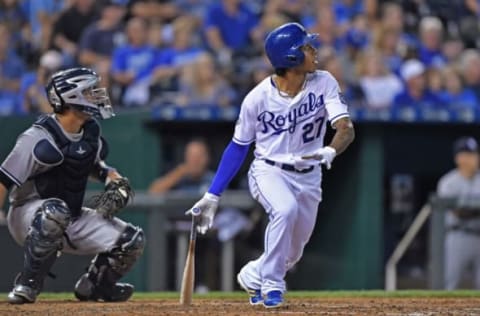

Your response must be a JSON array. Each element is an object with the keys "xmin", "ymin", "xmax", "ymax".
[{"xmin": 0, "ymin": 67, "xmax": 143, "ymax": 304}]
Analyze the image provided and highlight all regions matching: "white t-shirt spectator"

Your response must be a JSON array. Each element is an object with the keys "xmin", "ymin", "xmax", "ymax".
[{"xmin": 360, "ymin": 74, "xmax": 403, "ymax": 109}]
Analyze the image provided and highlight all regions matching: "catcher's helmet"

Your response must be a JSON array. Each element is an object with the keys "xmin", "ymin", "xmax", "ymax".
[
  {"xmin": 264, "ymin": 22, "xmax": 318, "ymax": 69},
  {"xmin": 46, "ymin": 67, "xmax": 114, "ymax": 119}
]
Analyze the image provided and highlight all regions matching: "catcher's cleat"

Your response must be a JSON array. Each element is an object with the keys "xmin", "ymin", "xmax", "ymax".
[
  {"xmin": 8, "ymin": 284, "xmax": 38, "ymax": 304},
  {"xmin": 237, "ymin": 273, "xmax": 263, "ymax": 305},
  {"xmin": 263, "ymin": 290, "xmax": 284, "ymax": 308},
  {"xmin": 74, "ymin": 274, "xmax": 134, "ymax": 302}
]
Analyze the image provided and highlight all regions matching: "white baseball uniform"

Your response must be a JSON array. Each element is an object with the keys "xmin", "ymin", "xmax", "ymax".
[{"xmin": 235, "ymin": 70, "xmax": 349, "ymax": 294}]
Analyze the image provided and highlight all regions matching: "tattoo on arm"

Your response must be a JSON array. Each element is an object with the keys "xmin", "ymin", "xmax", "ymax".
[{"xmin": 329, "ymin": 117, "xmax": 355, "ymax": 155}]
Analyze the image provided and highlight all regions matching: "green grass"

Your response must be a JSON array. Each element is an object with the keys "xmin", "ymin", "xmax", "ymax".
[{"xmin": 2, "ymin": 290, "xmax": 480, "ymax": 301}]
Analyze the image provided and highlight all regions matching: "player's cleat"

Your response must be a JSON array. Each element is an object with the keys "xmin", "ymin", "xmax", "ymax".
[
  {"xmin": 74, "ymin": 274, "xmax": 134, "ymax": 302},
  {"xmin": 8, "ymin": 284, "xmax": 38, "ymax": 304},
  {"xmin": 236, "ymin": 273, "xmax": 263, "ymax": 305},
  {"xmin": 263, "ymin": 290, "xmax": 284, "ymax": 308}
]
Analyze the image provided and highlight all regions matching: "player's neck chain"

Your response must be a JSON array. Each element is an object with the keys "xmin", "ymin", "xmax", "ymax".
[{"xmin": 272, "ymin": 75, "xmax": 307, "ymax": 98}]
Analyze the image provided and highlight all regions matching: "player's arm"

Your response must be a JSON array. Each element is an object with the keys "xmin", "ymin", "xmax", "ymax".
[
  {"xmin": 90, "ymin": 136, "xmax": 122, "ymax": 184},
  {"xmin": 186, "ymin": 92, "xmax": 256, "ymax": 234},
  {"xmin": 329, "ymin": 117, "xmax": 355, "ymax": 155}
]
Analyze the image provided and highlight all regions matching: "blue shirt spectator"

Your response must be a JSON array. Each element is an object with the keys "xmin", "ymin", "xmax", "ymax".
[
  {"xmin": 111, "ymin": 18, "xmax": 157, "ymax": 84},
  {"xmin": 418, "ymin": 16, "xmax": 446, "ymax": 68},
  {"xmin": 24, "ymin": 0, "xmax": 64, "ymax": 50},
  {"xmin": 0, "ymin": 25, "xmax": 25, "ymax": 115},
  {"xmin": 111, "ymin": 17, "xmax": 157, "ymax": 106},
  {"xmin": 204, "ymin": 0, "xmax": 259, "ymax": 52},
  {"xmin": 333, "ymin": 0, "xmax": 364, "ymax": 26},
  {"xmin": 111, "ymin": 45, "xmax": 157, "ymax": 83},
  {"xmin": 392, "ymin": 59, "xmax": 446, "ymax": 119},
  {"xmin": 440, "ymin": 66, "xmax": 478, "ymax": 110}
]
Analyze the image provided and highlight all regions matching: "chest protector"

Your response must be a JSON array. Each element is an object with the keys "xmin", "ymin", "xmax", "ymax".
[{"xmin": 33, "ymin": 116, "xmax": 100, "ymax": 217}]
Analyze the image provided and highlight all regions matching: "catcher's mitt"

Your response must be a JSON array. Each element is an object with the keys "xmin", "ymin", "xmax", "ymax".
[{"xmin": 92, "ymin": 177, "xmax": 134, "ymax": 219}]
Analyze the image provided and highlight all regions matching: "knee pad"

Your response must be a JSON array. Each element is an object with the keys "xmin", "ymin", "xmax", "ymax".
[
  {"xmin": 32, "ymin": 198, "xmax": 71, "ymax": 241},
  {"xmin": 19, "ymin": 199, "xmax": 71, "ymax": 289}
]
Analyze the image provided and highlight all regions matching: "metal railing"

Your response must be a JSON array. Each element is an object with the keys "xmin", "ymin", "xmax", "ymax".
[
  {"xmin": 87, "ymin": 190, "xmax": 256, "ymax": 291},
  {"xmin": 384, "ymin": 196, "xmax": 475, "ymax": 291}
]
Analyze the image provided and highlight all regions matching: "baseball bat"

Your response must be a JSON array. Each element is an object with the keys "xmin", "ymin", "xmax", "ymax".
[{"xmin": 179, "ymin": 215, "xmax": 198, "ymax": 306}]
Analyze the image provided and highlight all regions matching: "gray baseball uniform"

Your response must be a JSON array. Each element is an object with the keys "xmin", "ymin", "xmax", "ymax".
[
  {"xmin": 1, "ymin": 114, "xmax": 126, "ymax": 255},
  {"xmin": 437, "ymin": 170, "xmax": 480, "ymax": 289}
]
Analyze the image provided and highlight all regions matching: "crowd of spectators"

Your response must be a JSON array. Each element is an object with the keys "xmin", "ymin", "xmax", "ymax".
[{"xmin": 1, "ymin": 0, "xmax": 480, "ymax": 116}]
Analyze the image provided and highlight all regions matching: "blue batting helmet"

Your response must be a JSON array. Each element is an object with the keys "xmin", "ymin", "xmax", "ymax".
[{"xmin": 264, "ymin": 22, "xmax": 318, "ymax": 69}]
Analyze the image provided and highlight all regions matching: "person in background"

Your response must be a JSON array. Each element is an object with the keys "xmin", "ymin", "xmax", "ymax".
[
  {"xmin": 150, "ymin": 16, "xmax": 204, "ymax": 96},
  {"xmin": 51, "ymin": 0, "xmax": 98, "ymax": 66},
  {"xmin": 204, "ymin": 0, "xmax": 259, "ymax": 66},
  {"xmin": 78, "ymin": 0, "xmax": 126, "ymax": 88},
  {"xmin": 372, "ymin": 25, "xmax": 405, "ymax": 76},
  {"xmin": 110, "ymin": 17, "xmax": 157, "ymax": 106},
  {"xmin": 459, "ymin": 49, "xmax": 480, "ymax": 102},
  {"xmin": 149, "ymin": 138, "xmax": 214, "ymax": 195},
  {"xmin": 19, "ymin": 50, "xmax": 63, "ymax": 114},
  {"xmin": 176, "ymin": 53, "xmax": 236, "ymax": 107},
  {"xmin": 24, "ymin": 0, "xmax": 65, "ymax": 54},
  {"xmin": 319, "ymin": 46, "xmax": 365, "ymax": 108},
  {"xmin": 0, "ymin": 23, "xmax": 25, "ymax": 116},
  {"xmin": 392, "ymin": 59, "xmax": 445, "ymax": 114},
  {"xmin": 437, "ymin": 137, "xmax": 480, "ymax": 289},
  {"xmin": 417, "ymin": 16, "xmax": 446, "ymax": 68},
  {"xmin": 356, "ymin": 48, "xmax": 402, "ymax": 110},
  {"xmin": 440, "ymin": 66, "xmax": 478, "ymax": 110}
]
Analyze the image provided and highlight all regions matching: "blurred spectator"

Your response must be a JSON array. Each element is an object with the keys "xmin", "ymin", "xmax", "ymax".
[
  {"xmin": 51, "ymin": 0, "xmax": 98, "ymax": 66},
  {"xmin": 174, "ymin": 0, "xmax": 214, "ymax": 21},
  {"xmin": 418, "ymin": 16, "xmax": 446, "ymax": 68},
  {"xmin": 150, "ymin": 16, "xmax": 205, "ymax": 99},
  {"xmin": 442, "ymin": 36, "xmax": 465, "ymax": 63},
  {"xmin": 459, "ymin": 49, "xmax": 480, "ymax": 101},
  {"xmin": 373, "ymin": 26, "xmax": 405, "ymax": 76},
  {"xmin": 264, "ymin": 0, "xmax": 307, "ymax": 23},
  {"xmin": 440, "ymin": 66, "xmax": 478, "ymax": 110},
  {"xmin": 356, "ymin": 49, "xmax": 402, "ymax": 110},
  {"xmin": 148, "ymin": 138, "xmax": 213, "ymax": 194},
  {"xmin": 0, "ymin": 0, "xmax": 27, "ymax": 52},
  {"xmin": 204, "ymin": 0, "xmax": 259, "ymax": 65},
  {"xmin": 111, "ymin": 17, "xmax": 157, "ymax": 106},
  {"xmin": 437, "ymin": 137, "xmax": 480, "ymax": 290},
  {"xmin": 0, "ymin": 23, "xmax": 25, "ymax": 116},
  {"xmin": 78, "ymin": 1, "xmax": 126, "ymax": 87},
  {"xmin": 307, "ymin": 6, "xmax": 345, "ymax": 52},
  {"xmin": 19, "ymin": 50, "xmax": 62, "ymax": 114},
  {"xmin": 24, "ymin": 0, "xmax": 65, "ymax": 53},
  {"xmin": 319, "ymin": 46, "xmax": 365, "ymax": 107},
  {"xmin": 377, "ymin": 2, "xmax": 417, "ymax": 52},
  {"xmin": 392, "ymin": 59, "xmax": 445, "ymax": 113},
  {"xmin": 247, "ymin": 52, "xmax": 273, "ymax": 87},
  {"xmin": 333, "ymin": 0, "xmax": 372, "ymax": 33},
  {"xmin": 127, "ymin": 0, "xmax": 180, "ymax": 23},
  {"xmin": 176, "ymin": 53, "xmax": 237, "ymax": 107},
  {"xmin": 426, "ymin": 67, "xmax": 443, "ymax": 95},
  {"xmin": 342, "ymin": 13, "xmax": 370, "ymax": 81}
]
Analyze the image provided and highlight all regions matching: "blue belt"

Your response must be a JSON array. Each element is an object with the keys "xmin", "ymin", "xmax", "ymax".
[{"xmin": 264, "ymin": 159, "xmax": 315, "ymax": 174}]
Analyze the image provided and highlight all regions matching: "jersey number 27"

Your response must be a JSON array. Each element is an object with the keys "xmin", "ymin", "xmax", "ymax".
[{"xmin": 302, "ymin": 117, "xmax": 325, "ymax": 143}]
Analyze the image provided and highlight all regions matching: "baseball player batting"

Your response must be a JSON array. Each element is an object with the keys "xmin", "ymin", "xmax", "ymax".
[
  {"xmin": 186, "ymin": 22, "xmax": 355, "ymax": 308},
  {"xmin": 0, "ymin": 67, "xmax": 144, "ymax": 304}
]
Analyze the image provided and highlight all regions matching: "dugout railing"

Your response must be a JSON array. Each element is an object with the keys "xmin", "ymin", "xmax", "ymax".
[
  {"xmin": 385, "ymin": 196, "xmax": 477, "ymax": 291},
  {"xmin": 103, "ymin": 190, "xmax": 256, "ymax": 291}
]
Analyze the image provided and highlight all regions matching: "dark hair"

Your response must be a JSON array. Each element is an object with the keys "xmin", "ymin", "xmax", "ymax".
[{"xmin": 275, "ymin": 68, "xmax": 287, "ymax": 76}]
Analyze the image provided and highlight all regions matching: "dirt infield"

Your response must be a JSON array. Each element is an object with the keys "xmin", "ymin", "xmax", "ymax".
[{"xmin": 1, "ymin": 297, "xmax": 480, "ymax": 316}]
